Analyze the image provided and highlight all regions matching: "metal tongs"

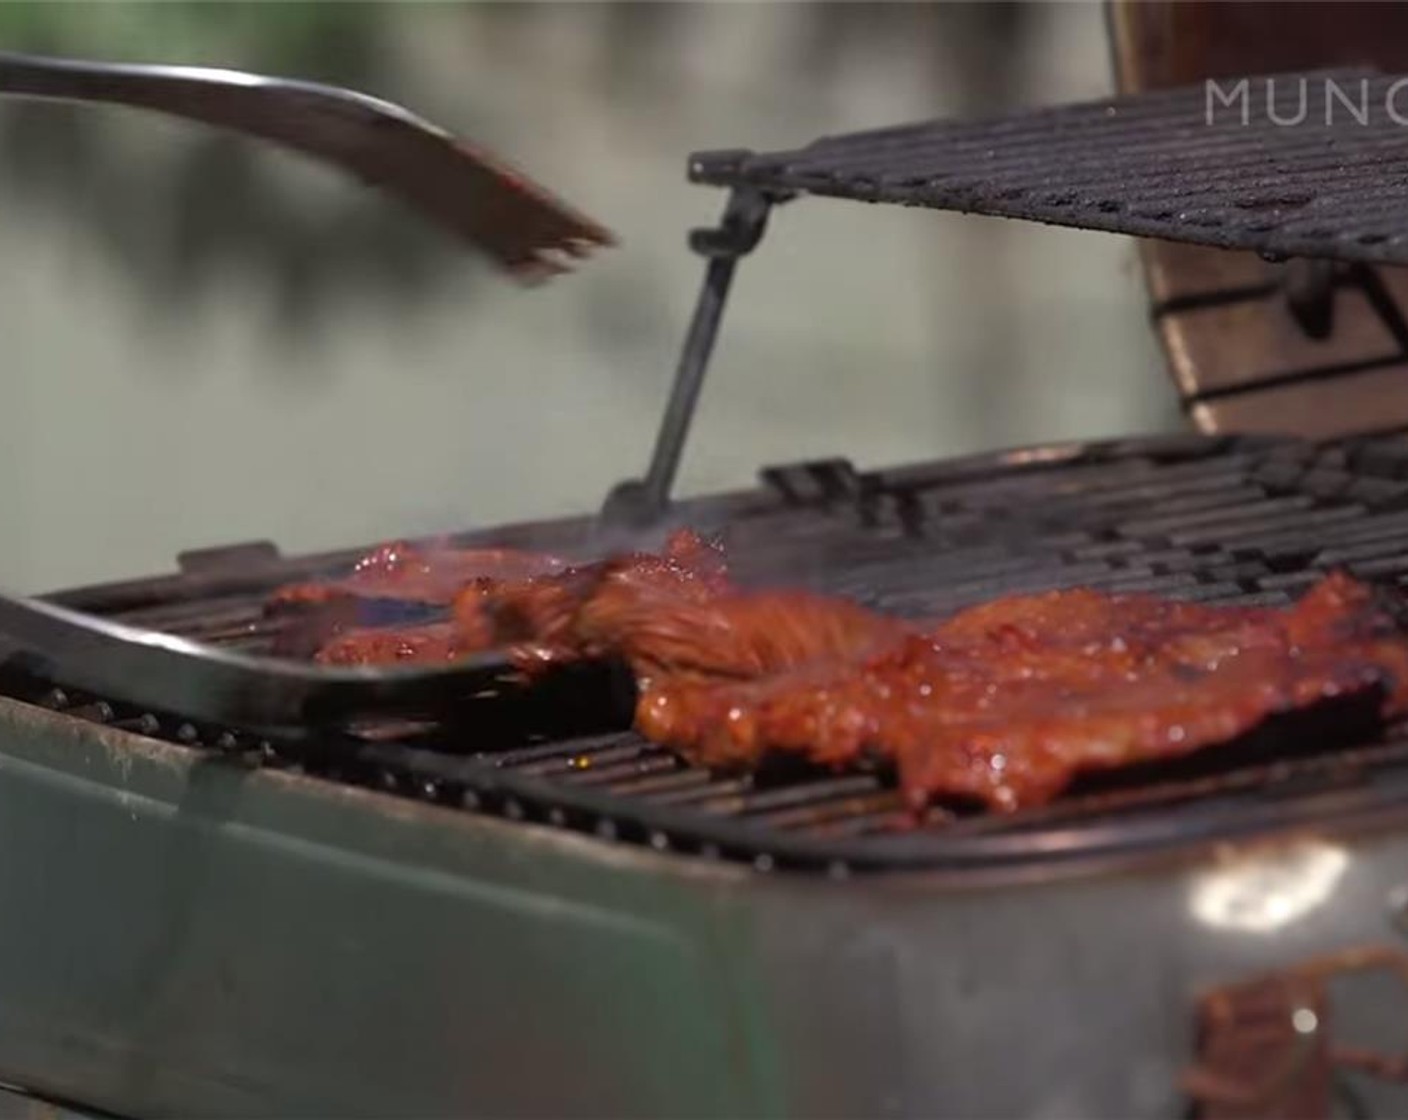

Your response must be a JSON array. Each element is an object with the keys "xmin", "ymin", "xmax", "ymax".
[
  {"xmin": 0, "ymin": 50, "xmax": 616, "ymax": 732},
  {"xmin": 0, "ymin": 50, "xmax": 613, "ymax": 279},
  {"xmin": 0, "ymin": 596, "xmax": 524, "ymax": 735}
]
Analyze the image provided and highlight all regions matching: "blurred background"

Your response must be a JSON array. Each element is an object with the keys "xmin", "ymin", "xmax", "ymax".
[{"xmin": 0, "ymin": 0, "xmax": 1178, "ymax": 592}]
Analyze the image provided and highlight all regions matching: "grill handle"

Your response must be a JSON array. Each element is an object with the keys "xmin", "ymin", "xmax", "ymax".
[{"xmin": 0, "ymin": 49, "xmax": 611, "ymax": 279}]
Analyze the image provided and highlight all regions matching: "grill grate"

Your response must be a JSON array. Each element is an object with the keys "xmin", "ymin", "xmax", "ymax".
[
  {"xmin": 690, "ymin": 68, "xmax": 1408, "ymax": 266},
  {"xmin": 21, "ymin": 431, "xmax": 1408, "ymax": 874}
]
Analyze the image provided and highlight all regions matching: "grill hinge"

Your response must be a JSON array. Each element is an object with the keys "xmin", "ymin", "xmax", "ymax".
[{"xmin": 1143, "ymin": 241, "xmax": 1408, "ymax": 441}]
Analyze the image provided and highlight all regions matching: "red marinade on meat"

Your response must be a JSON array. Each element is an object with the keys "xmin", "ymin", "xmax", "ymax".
[
  {"xmin": 635, "ymin": 572, "xmax": 1408, "ymax": 811},
  {"xmin": 268, "ymin": 530, "xmax": 1408, "ymax": 812},
  {"xmin": 270, "ymin": 542, "xmax": 567, "ymax": 608}
]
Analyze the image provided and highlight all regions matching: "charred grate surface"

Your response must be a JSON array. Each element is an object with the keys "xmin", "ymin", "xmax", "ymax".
[
  {"xmin": 691, "ymin": 68, "xmax": 1408, "ymax": 266},
  {"xmin": 22, "ymin": 431, "xmax": 1408, "ymax": 874}
]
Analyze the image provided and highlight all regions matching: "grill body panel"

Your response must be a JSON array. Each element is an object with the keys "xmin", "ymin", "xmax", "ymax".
[{"xmin": 1, "ymin": 692, "xmax": 1407, "ymax": 1119}]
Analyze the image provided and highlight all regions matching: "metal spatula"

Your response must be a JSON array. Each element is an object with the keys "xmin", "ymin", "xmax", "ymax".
[{"xmin": 0, "ymin": 49, "xmax": 614, "ymax": 280}]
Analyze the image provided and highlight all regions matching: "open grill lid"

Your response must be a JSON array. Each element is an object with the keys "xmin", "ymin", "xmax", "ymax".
[
  {"xmin": 689, "ymin": 67, "xmax": 1408, "ymax": 269},
  {"xmin": 604, "ymin": 63, "xmax": 1408, "ymax": 520}
]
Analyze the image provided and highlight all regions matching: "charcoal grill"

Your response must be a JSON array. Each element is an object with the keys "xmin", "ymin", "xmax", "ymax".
[
  {"xmin": 38, "ymin": 431, "xmax": 1408, "ymax": 874},
  {"xmin": 13, "ymin": 13, "xmax": 1408, "ymax": 1120},
  {"xmin": 8, "ymin": 432, "xmax": 1408, "ymax": 1119}
]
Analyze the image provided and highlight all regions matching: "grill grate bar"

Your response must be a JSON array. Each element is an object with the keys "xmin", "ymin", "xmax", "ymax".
[
  {"xmin": 557, "ymin": 752, "xmax": 683, "ymax": 787},
  {"xmin": 485, "ymin": 732, "xmax": 638, "ymax": 770},
  {"xmin": 908, "ymin": 452, "xmax": 1267, "ymax": 507},
  {"xmin": 602, "ymin": 767, "xmax": 716, "ymax": 798},
  {"xmin": 1116, "ymin": 495, "xmax": 1317, "ymax": 539},
  {"xmin": 513, "ymin": 742, "xmax": 653, "ymax": 778},
  {"xmin": 644, "ymin": 774, "xmax": 755, "ymax": 807},
  {"xmin": 752, "ymin": 791, "xmax": 908, "ymax": 833}
]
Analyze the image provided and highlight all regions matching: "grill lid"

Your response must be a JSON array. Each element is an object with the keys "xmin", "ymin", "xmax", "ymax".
[
  {"xmin": 613, "ymin": 68, "xmax": 1408, "ymax": 521},
  {"xmin": 690, "ymin": 68, "xmax": 1408, "ymax": 267}
]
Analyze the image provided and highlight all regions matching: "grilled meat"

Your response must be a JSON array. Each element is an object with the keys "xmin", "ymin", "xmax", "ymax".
[
  {"xmin": 298, "ymin": 529, "xmax": 734, "ymax": 669},
  {"xmin": 466, "ymin": 532, "xmax": 906, "ymax": 680},
  {"xmin": 314, "ymin": 622, "xmax": 487, "ymax": 667},
  {"xmin": 462, "ymin": 528, "xmax": 733, "ymax": 670},
  {"xmin": 270, "ymin": 540, "xmax": 569, "ymax": 662},
  {"xmin": 637, "ymin": 572, "xmax": 1408, "ymax": 811},
  {"xmin": 270, "ymin": 542, "xmax": 566, "ymax": 608},
  {"xmin": 272, "ymin": 531, "xmax": 1408, "ymax": 813}
]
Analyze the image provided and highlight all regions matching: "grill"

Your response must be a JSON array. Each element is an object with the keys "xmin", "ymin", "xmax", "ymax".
[
  {"xmin": 12, "ymin": 41, "xmax": 1408, "ymax": 1120},
  {"xmin": 690, "ymin": 67, "xmax": 1408, "ymax": 267},
  {"xmin": 27, "ymin": 430, "xmax": 1408, "ymax": 876}
]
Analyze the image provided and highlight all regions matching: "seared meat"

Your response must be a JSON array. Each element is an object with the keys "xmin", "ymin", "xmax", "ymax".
[
  {"xmin": 272, "ymin": 529, "xmax": 1408, "ymax": 814},
  {"xmin": 462, "ymin": 531, "xmax": 906, "ymax": 681},
  {"xmin": 271, "ymin": 542, "xmax": 566, "ymax": 608},
  {"xmin": 315, "ymin": 622, "xmax": 484, "ymax": 667},
  {"xmin": 461, "ymin": 528, "xmax": 734, "ymax": 670},
  {"xmin": 637, "ymin": 572, "xmax": 1408, "ymax": 811},
  {"xmin": 300, "ymin": 529, "xmax": 734, "ymax": 669},
  {"xmin": 272, "ymin": 540, "xmax": 568, "ymax": 663}
]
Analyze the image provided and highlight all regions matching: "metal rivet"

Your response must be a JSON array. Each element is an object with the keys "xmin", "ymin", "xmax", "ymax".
[
  {"xmin": 753, "ymin": 854, "xmax": 775, "ymax": 873},
  {"xmin": 547, "ymin": 808, "xmax": 567, "ymax": 828},
  {"xmin": 504, "ymin": 800, "xmax": 525, "ymax": 821},
  {"xmin": 649, "ymin": 831, "xmax": 670, "ymax": 852},
  {"xmin": 595, "ymin": 819, "xmax": 618, "ymax": 841},
  {"xmin": 461, "ymin": 790, "xmax": 482, "ymax": 811},
  {"xmin": 828, "ymin": 861, "xmax": 851, "ymax": 881}
]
